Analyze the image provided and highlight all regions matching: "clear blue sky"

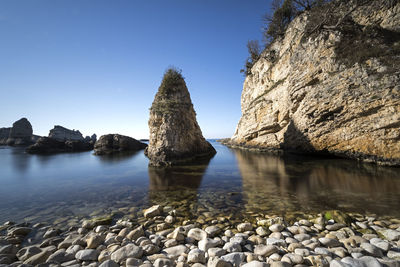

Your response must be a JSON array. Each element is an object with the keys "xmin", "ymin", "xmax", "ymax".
[{"xmin": 0, "ymin": 0, "xmax": 269, "ymax": 139}]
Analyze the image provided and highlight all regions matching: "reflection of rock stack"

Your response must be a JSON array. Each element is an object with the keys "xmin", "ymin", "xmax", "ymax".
[{"xmin": 148, "ymin": 159, "xmax": 211, "ymax": 219}]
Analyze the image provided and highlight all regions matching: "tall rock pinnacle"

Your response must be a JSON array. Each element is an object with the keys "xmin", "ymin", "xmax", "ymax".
[{"xmin": 145, "ymin": 68, "xmax": 216, "ymax": 166}]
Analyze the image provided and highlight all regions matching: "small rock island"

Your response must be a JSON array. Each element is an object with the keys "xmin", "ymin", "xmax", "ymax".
[
  {"xmin": 145, "ymin": 68, "xmax": 216, "ymax": 166},
  {"xmin": 94, "ymin": 134, "xmax": 147, "ymax": 155}
]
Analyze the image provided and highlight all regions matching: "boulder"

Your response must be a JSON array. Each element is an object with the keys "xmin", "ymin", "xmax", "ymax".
[
  {"xmin": 228, "ymin": 1, "xmax": 400, "ymax": 166},
  {"xmin": 93, "ymin": 134, "xmax": 147, "ymax": 155},
  {"xmin": 145, "ymin": 68, "xmax": 216, "ymax": 166}
]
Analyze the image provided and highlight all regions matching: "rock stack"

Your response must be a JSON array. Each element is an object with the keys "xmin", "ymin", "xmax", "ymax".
[
  {"xmin": 0, "ymin": 118, "xmax": 34, "ymax": 146},
  {"xmin": 145, "ymin": 68, "xmax": 216, "ymax": 166}
]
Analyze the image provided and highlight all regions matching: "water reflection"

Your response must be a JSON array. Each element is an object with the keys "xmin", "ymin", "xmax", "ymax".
[
  {"xmin": 11, "ymin": 148, "xmax": 32, "ymax": 174},
  {"xmin": 148, "ymin": 159, "xmax": 211, "ymax": 218},
  {"xmin": 96, "ymin": 150, "xmax": 142, "ymax": 164},
  {"xmin": 233, "ymin": 148, "xmax": 400, "ymax": 216}
]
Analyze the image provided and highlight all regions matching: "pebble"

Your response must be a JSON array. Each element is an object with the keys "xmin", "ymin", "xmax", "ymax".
[
  {"xmin": 269, "ymin": 224, "xmax": 284, "ymax": 233},
  {"xmin": 188, "ymin": 228, "xmax": 208, "ymax": 241},
  {"xmin": 75, "ymin": 249, "xmax": 99, "ymax": 261},
  {"xmin": 237, "ymin": 223, "xmax": 253, "ymax": 232}
]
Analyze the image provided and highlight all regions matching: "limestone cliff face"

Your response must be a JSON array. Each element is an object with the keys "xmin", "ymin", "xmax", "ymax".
[
  {"xmin": 146, "ymin": 68, "xmax": 216, "ymax": 166},
  {"xmin": 0, "ymin": 118, "xmax": 34, "ymax": 146},
  {"xmin": 231, "ymin": 1, "xmax": 400, "ymax": 166}
]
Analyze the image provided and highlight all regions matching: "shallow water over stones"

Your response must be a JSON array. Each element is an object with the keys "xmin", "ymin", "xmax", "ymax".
[{"xmin": 0, "ymin": 141, "xmax": 400, "ymax": 229}]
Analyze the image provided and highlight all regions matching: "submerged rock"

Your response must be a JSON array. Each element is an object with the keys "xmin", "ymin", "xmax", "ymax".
[
  {"xmin": 93, "ymin": 134, "xmax": 147, "ymax": 155},
  {"xmin": 229, "ymin": 1, "xmax": 400, "ymax": 166},
  {"xmin": 145, "ymin": 68, "xmax": 216, "ymax": 166}
]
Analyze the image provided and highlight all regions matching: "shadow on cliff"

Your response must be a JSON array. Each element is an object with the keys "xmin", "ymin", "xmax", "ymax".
[{"xmin": 147, "ymin": 157, "xmax": 212, "ymax": 218}]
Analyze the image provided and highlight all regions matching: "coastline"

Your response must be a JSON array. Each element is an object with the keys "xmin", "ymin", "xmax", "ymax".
[{"xmin": 1, "ymin": 204, "xmax": 400, "ymax": 266}]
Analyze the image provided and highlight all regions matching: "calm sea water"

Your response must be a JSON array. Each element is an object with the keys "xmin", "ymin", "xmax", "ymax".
[{"xmin": 1, "ymin": 141, "xmax": 400, "ymax": 227}]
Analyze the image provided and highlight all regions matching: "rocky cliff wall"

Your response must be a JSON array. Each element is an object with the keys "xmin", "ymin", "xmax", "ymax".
[{"xmin": 231, "ymin": 1, "xmax": 400, "ymax": 166}]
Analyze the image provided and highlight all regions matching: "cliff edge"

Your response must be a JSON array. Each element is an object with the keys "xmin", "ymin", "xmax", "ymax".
[{"xmin": 230, "ymin": 1, "xmax": 400, "ymax": 166}]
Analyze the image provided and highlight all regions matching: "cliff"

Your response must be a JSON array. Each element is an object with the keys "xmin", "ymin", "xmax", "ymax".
[
  {"xmin": 230, "ymin": 1, "xmax": 400, "ymax": 166},
  {"xmin": 146, "ymin": 68, "xmax": 216, "ymax": 166}
]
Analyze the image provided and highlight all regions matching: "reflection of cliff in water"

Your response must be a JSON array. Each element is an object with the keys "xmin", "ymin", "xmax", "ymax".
[
  {"xmin": 148, "ymin": 158, "xmax": 211, "ymax": 219},
  {"xmin": 233, "ymin": 148, "xmax": 400, "ymax": 217}
]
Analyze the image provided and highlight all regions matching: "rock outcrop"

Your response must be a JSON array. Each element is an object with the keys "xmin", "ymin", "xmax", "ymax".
[
  {"xmin": 93, "ymin": 134, "xmax": 147, "ymax": 155},
  {"xmin": 230, "ymin": 1, "xmax": 400, "ymax": 166},
  {"xmin": 26, "ymin": 137, "xmax": 93, "ymax": 154},
  {"xmin": 145, "ymin": 68, "xmax": 216, "ymax": 166},
  {"xmin": 48, "ymin": 126, "xmax": 84, "ymax": 141},
  {"xmin": 0, "ymin": 128, "xmax": 11, "ymax": 145},
  {"xmin": 0, "ymin": 118, "xmax": 34, "ymax": 146}
]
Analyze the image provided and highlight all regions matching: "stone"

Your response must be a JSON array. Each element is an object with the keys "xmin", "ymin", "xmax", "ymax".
[
  {"xmin": 142, "ymin": 244, "xmax": 160, "ymax": 255},
  {"xmin": 17, "ymin": 245, "xmax": 42, "ymax": 261},
  {"xmin": 269, "ymin": 224, "xmax": 284, "ymax": 233},
  {"xmin": 110, "ymin": 244, "xmax": 143, "ymax": 262},
  {"xmin": 99, "ymin": 259, "xmax": 119, "ymax": 267},
  {"xmin": 205, "ymin": 226, "xmax": 221, "ymax": 237},
  {"xmin": 369, "ymin": 238, "xmax": 390, "ymax": 252},
  {"xmin": 46, "ymin": 249, "xmax": 74, "ymax": 263},
  {"xmin": 198, "ymin": 238, "xmax": 219, "ymax": 251},
  {"xmin": 294, "ymin": 248, "xmax": 310, "ymax": 257},
  {"xmin": 145, "ymin": 68, "xmax": 216, "ymax": 166},
  {"xmin": 360, "ymin": 242, "xmax": 383, "ymax": 257},
  {"xmin": 75, "ymin": 249, "xmax": 99, "ymax": 261},
  {"xmin": 221, "ymin": 252, "xmax": 246, "ymax": 267},
  {"xmin": 223, "ymin": 242, "xmax": 242, "ymax": 253},
  {"xmin": 86, "ymin": 234, "xmax": 104, "ymax": 249},
  {"xmin": 126, "ymin": 258, "xmax": 143, "ymax": 266},
  {"xmin": 161, "ymin": 245, "xmax": 189, "ymax": 257},
  {"xmin": 207, "ymin": 257, "xmax": 232, "ymax": 267},
  {"xmin": 341, "ymin": 256, "xmax": 382, "ymax": 267},
  {"xmin": 144, "ymin": 205, "xmax": 162, "ymax": 218},
  {"xmin": 127, "ymin": 225, "xmax": 145, "ymax": 240},
  {"xmin": 24, "ymin": 250, "xmax": 52, "ymax": 265},
  {"xmin": 242, "ymin": 261, "xmax": 269, "ymax": 267},
  {"xmin": 270, "ymin": 262, "xmax": 291, "ymax": 267},
  {"xmin": 228, "ymin": 1, "xmax": 400, "ymax": 166},
  {"xmin": 9, "ymin": 227, "xmax": 32, "ymax": 236},
  {"xmin": 237, "ymin": 223, "xmax": 253, "ymax": 232},
  {"xmin": 387, "ymin": 250, "xmax": 400, "ymax": 260},
  {"xmin": 188, "ymin": 228, "xmax": 207, "ymax": 241},
  {"xmin": 319, "ymin": 237, "xmax": 342, "ymax": 247},
  {"xmin": 187, "ymin": 249, "xmax": 206, "ymax": 264},
  {"xmin": 294, "ymin": 233, "xmax": 310, "ymax": 242},
  {"xmin": 154, "ymin": 258, "xmax": 174, "ymax": 267},
  {"xmin": 94, "ymin": 134, "xmax": 147, "ymax": 155},
  {"xmin": 255, "ymin": 227, "xmax": 269, "ymax": 237},
  {"xmin": 208, "ymin": 248, "xmax": 226, "ymax": 257},
  {"xmin": 378, "ymin": 229, "xmax": 400, "ymax": 241},
  {"xmin": 266, "ymin": 238, "xmax": 286, "ymax": 247},
  {"xmin": 254, "ymin": 244, "xmax": 278, "ymax": 257}
]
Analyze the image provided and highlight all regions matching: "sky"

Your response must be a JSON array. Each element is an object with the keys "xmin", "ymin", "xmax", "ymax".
[{"xmin": 0, "ymin": 0, "xmax": 269, "ymax": 139}]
